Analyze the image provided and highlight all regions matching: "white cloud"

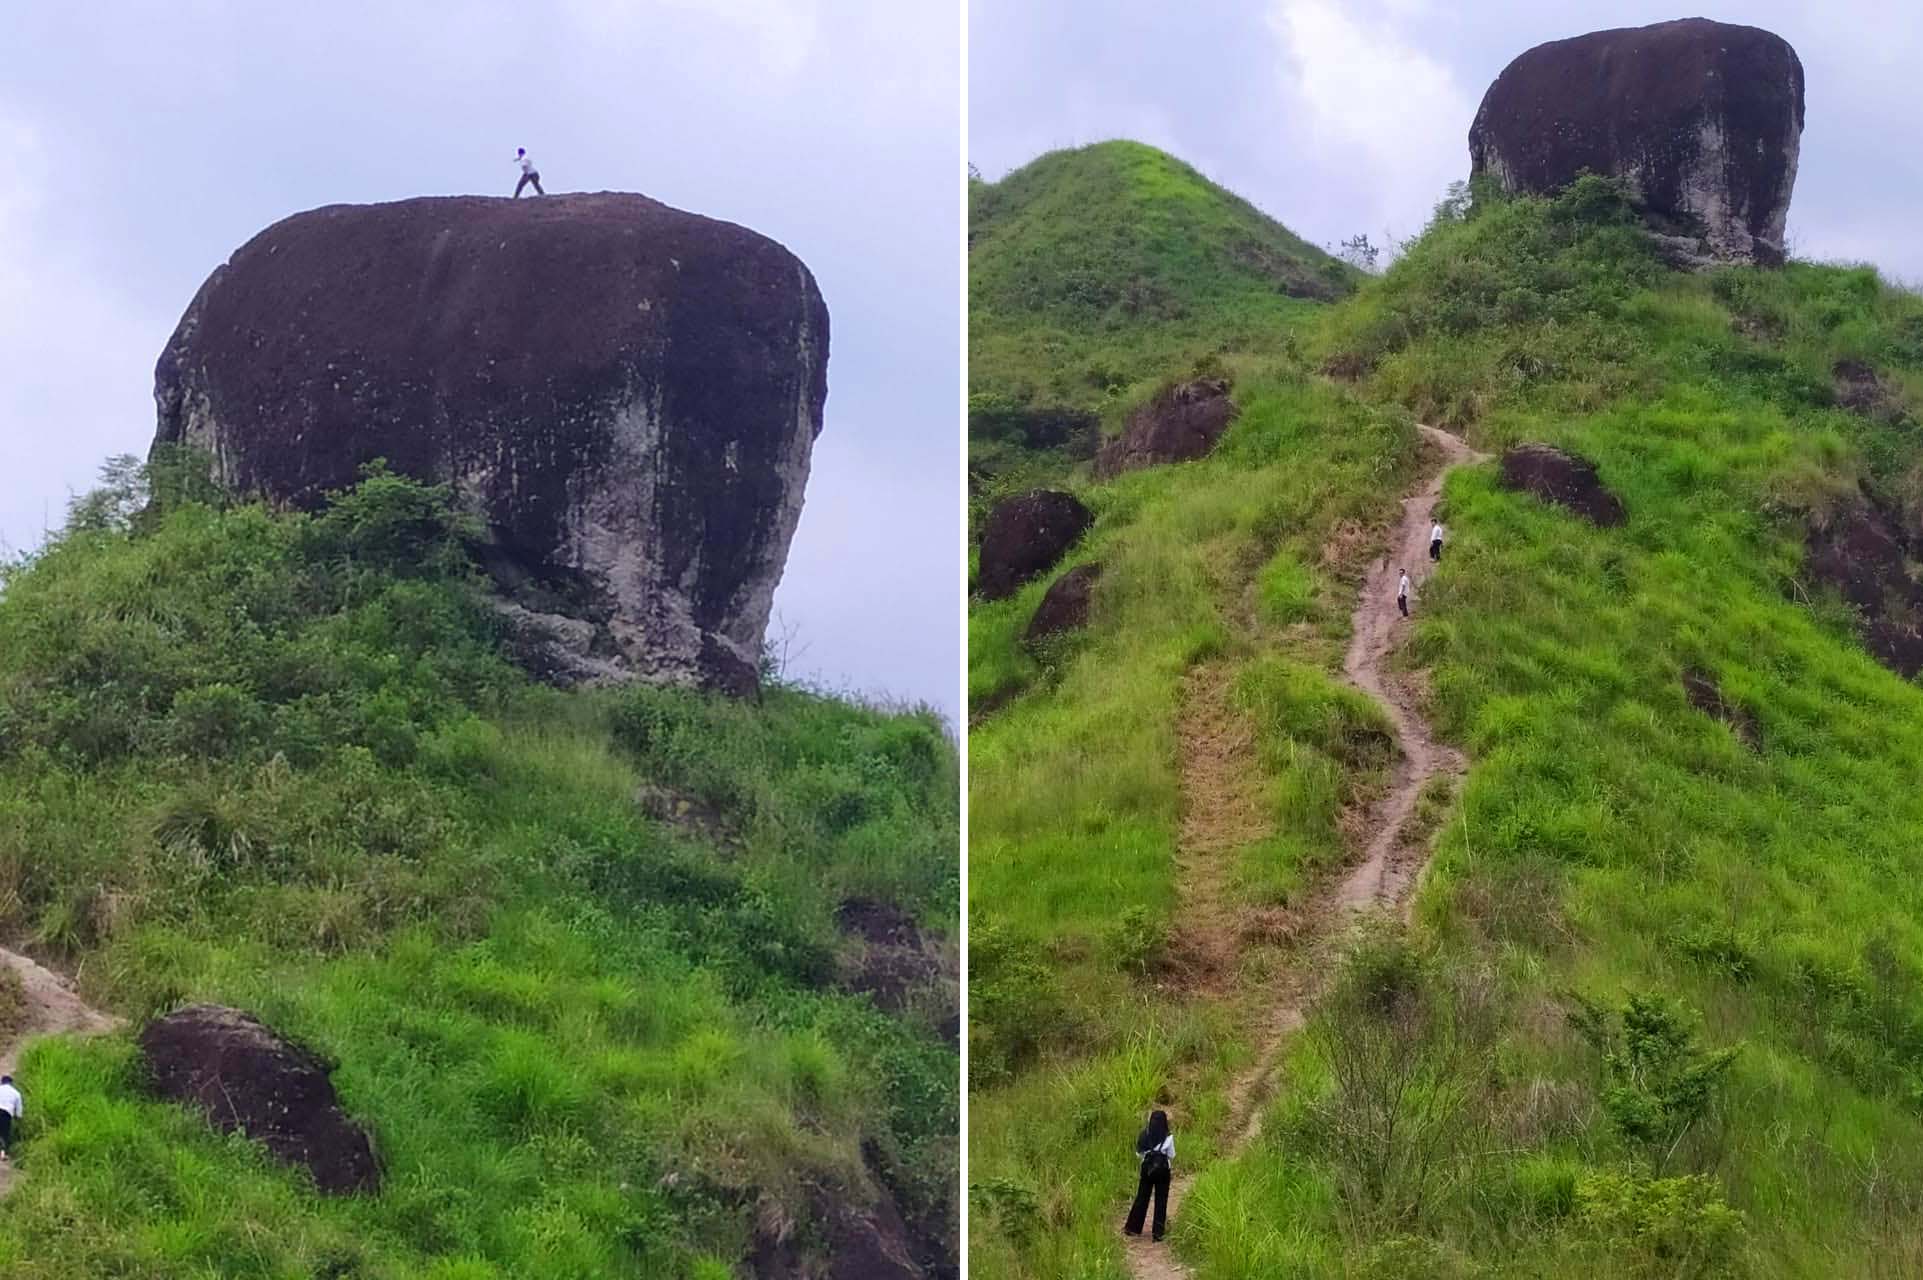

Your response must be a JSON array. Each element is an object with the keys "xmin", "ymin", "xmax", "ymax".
[{"xmin": 1267, "ymin": 0, "xmax": 1473, "ymax": 239}]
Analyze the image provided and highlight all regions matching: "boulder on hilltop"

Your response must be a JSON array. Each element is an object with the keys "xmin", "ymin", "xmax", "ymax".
[
  {"xmin": 153, "ymin": 192, "xmax": 829, "ymax": 696},
  {"xmin": 1469, "ymin": 18, "xmax": 1804, "ymax": 265}
]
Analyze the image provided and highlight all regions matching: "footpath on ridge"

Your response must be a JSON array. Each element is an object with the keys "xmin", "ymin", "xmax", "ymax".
[{"xmin": 1125, "ymin": 424, "xmax": 1489, "ymax": 1280}]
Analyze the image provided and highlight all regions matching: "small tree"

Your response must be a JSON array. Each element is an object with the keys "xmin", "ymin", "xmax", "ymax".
[
  {"xmin": 1334, "ymin": 233, "xmax": 1381, "ymax": 274},
  {"xmin": 1569, "ymin": 992, "xmax": 1738, "ymax": 1171}
]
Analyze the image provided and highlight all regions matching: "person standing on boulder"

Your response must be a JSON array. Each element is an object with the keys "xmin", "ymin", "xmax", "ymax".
[
  {"xmin": 512, "ymin": 148, "xmax": 545, "ymax": 197},
  {"xmin": 0, "ymin": 1075, "xmax": 20, "ymax": 1161},
  {"xmin": 1397, "ymin": 569, "xmax": 1411, "ymax": 618},
  {"xmin": 1430, "ymin": 520, "xmax": 1445, "ymax": 562},
  {"xmin": 1123, "ymin": 1108, "xmax": 1175, "ymax": 1243}
]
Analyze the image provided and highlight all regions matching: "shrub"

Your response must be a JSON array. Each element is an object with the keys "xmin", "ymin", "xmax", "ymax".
[
  {"xmin": 1568, "ymin": 992, "xmax": 1738, "ymax": 1168},
  {"xmin": 1104, "ymin": 904, "xmax": 1169, "ymax": 977},
  {"xmin": 1575, "ymin": 1170, "xmax": 1744, "ymax": 1279}
]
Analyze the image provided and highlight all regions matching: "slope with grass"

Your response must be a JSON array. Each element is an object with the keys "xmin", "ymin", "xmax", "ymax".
[
  {"xmin": 968, "ymin": 141, "xmax": 1358, "ymax": 508},
  {"xmin": 0, "ymin": 460, "xmax": 959, "ymax": 1278},
  {"xmin": 970, "ymin": 166, "xmax": 1923, "ymax": 1280}
]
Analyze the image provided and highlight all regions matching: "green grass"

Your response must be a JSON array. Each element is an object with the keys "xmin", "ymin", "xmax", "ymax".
[
  {"xmin": 0, "ymin": 464, "xmax": 957, "ymax": 1277},
  {"xmin": 968, "ymin": 141, "xmax": 1357, "ymax": 515},
  {"xmin": 971, "ymin": 162, "xmax": 1923, "ymax": 1278}
]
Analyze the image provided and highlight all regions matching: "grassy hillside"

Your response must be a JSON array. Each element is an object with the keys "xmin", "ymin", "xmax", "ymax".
[
  {"xmin": 969, "ymin": 170, "xmax": 1923, "ymax": 1279},
  {"xmin": 968, "ymin": 141, "xmax": 1358, "ymax": 505},
  {"xmin": 0, "ymin": 460, "xmax": 958, "ymax": 1278}
]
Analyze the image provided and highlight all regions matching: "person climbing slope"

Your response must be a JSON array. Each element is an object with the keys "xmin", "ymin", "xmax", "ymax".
[
  {"xmin": 1430, "ymin": 520, "xmax": 1444, "ymax": 562},
  {"xmin": 0, "ymin": 1075, "xmax": 21, "ymax": 1162},
  {"xmin": 1397, "ymin": 569, "xmax": 1411, "ymax": 618},
  {"xmin": 1123, "ymin": 1108, "xmax": 1175, "ymax": 1243},
  {"xmin": 512, "ymin": 148, "xmax": 545, "ymax": 197}
]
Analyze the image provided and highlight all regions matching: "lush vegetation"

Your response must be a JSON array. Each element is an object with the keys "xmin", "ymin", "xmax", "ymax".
[
  {"xmin": 969, "ymin": 158, "xmax": 1923, "ymax": 1280},
  {"xmin": 968, "ymin": 141, "xmax": 1358, "ymax": 519},
  {"xmin": 0, "ymin": 459, "xmax": 958, "ymax": 1278}
]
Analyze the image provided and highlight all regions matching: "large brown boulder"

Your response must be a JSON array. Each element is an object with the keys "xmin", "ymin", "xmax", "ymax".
[
  {"xmin": 1095, "ymin": 377, "xmax": 1238, "ymax": 478},
  {"xmin": 976, "ymin": 490, "xmax": 1092, "ymax": 600},
  {"xmin": 152, "ymin": 193, "xmax": 829, "ymax": 697},
  {"xmin": 139, "ymin": 1004, "xmax": 379, "ymax": 1194},
  {"xmin": 1499, "ymin": 443, "xmax": 1626, "ymax": 526},
  {"xmin": 1469, "ymin": 19, "xmax": 1804, "ymax": 264}
]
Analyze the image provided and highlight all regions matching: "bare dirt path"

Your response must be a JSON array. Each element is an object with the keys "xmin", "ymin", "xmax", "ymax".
[
  {"xmin": 0, "ymin": 946, "xmax": 120, "ymax": 1199},
  {"xmin": 1123, "ymin": 424, "xmax": 1488, "ymax": 1280}
]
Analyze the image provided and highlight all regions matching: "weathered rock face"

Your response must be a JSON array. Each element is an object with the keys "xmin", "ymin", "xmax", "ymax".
[
  {"xmin": 1499, "ymin": 443, "xmax": 1626, "ymax": 526},
  {"xmin": 976, "ymin": 490, "xmax": 1093, "ymax": 600},
  {"xmin": 1024, "ymin": 562, "xmax": 1101, "ymax": 648},
  {"xmin": 1095, "ymin": 377, "xmax": 1238, "ymax": 478},
  {"xmin": 1469, "ymin": 19, "xmax": 1804, "ymax": 264},
  {"xmin": 153, "ymin": 193, "xmax": 829, "ymax": 696},
  {"xmin": 139, "ymin": 1004, "xmax": 379, "ymax": 1194}
]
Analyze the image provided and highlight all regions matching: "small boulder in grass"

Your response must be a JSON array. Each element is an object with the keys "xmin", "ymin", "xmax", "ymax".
[
  {"xmin": 139, "ymin": 1004, "xmax": 380, "ymax": 1194},
  {"xmin": 1498, "ymin": 443, "xmax": 1626, "ymax": 526}
]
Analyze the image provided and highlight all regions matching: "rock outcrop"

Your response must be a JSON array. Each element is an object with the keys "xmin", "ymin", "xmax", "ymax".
[
  {"xmin": 1469, "ymin": 19, "xmax": 1804, "ymax": 264},
  {"xmin": 1803, "ymin": 491, "xmax": 1923, "ymax": 677},
  {"xmin": 1024, "ymin": 562, "xmax": 1101, "ymax": 647},
  {"xmin": 139, "ymin": 1004, "xmax": 380, "ymax": 1194},
  {"xmin": 976, "ymin": 490, "xmax": 1093, "ymax": 600},
  {"xmin": 152, "ymin": 193, "xmax": 829, "ymax": 697},
  {"xmin": 1499, "ymin": 443, "xmax": 1626, "ymax": 526},
  {"xmin": 1095, "ymin": 377, "xmax": 1238, "ymax": 478}
]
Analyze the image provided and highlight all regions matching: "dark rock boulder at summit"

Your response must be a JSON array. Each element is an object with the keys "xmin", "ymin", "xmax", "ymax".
[
  {"xmin": 1469, "ymin": 18, "xmax": 1804, "ymax": 264},
  {"xmin": 152, "ymin": 192, "xmax": 829, "ymax": 696}
]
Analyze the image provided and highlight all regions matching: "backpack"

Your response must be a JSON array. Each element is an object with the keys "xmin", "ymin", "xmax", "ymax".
[{"xmin": 1139, "ymin": 1139, "xmax": 1169, "ymax": 1177}]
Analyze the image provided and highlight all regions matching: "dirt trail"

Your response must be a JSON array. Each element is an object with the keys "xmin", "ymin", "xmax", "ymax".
[
  {"xmin": 0, "ymin": 945, "xmax": 120, "ymax": 1199},
  {"xmin": 1124, "ymin": 424, "xmax": 1488, "ymax": 1279}
]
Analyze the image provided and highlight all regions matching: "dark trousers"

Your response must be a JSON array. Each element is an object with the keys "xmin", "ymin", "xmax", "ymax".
[
  {"xmin": 1398, "ymin": 594, "xmax": 1408, "ymax": 617},
  {"xmin": 514, "ymin": 171, "xmax": 545, "ymax": 197},
  {"xmin": 1124, "ymin": 1163, "xmax": 1170, "ymax": 1240},
  {"xmin": 0, "ymin": 1111, "xmax": 12, "ymax": 1153},
  {"xmin": 1430, "ymin": 539, "xmax": 1442, "ymax": 561}
]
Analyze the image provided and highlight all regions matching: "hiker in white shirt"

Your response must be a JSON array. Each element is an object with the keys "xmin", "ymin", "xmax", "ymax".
[
  {"xmin": 1123, "ymin": 1108, "xmax": 1175, "ymax": 1242},
  {"xmin": 513, "ymin": 148, "xmax": 545, "ymax": 198},
  {"xmin": 0, "ymin": 1075, "xmax": 21, "ymax": 1160},
  {"xmin": 1397, "ymin": 569, "xmax": 1411, "ymax": 618},
  {"xmin": 1430, "ymin": 521, "xmax": 1445, "ymax": 562}
]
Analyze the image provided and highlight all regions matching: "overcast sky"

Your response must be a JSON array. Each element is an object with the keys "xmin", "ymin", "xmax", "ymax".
[
  {"xmin": 970, "ymin": 0, "xmax": 1923, "ymax": 281},
  {"xmin": 0, "ymin": 0, "xmax": 960, "ymax": 722}
]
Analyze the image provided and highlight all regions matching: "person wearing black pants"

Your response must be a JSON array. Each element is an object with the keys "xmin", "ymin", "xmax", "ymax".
[{"xmin": 1123, "ymin": 1108, "xmax": 1174, "ymax": 1242}]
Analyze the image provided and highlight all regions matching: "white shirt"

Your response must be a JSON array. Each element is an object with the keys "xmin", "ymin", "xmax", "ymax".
[
  {"xmin": 516, "ymin": 152, "xmax": 534, "ymax": 174},
  {"xmin": 0, "ymin": 1084, "xmax": 21, "ymax": 1119},
  {"xmin": 1398, "ymin": 573, "xmax": 1411, "ymax": 598},
  {"xmin": 1431, "ymin": 523, "xmax": 1444, "ymax": 543},
  {"xmin": 1142, "ymin": 1134, "xmax": 1173, "ymax": 1161}
]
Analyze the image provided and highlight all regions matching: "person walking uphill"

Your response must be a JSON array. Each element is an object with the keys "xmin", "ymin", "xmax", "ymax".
[
  {"xmin": 513, "ymin": 148, "xmax": 545, "ymax": 197},
  {"xmin": 1430, "ymin": 520, "xmax": 1445, "ymax": 562},
  {"xmin": 1397, "ymin": 569, "xmax": 1411, "ymax": 618},
  {"xmin": 0, "ymin": 1075, "xmax": 21, "ymax": 1161},
  {"xmin": 1124, "ymin": 1108, "xmax": 1175, "ymax": 1242}
]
